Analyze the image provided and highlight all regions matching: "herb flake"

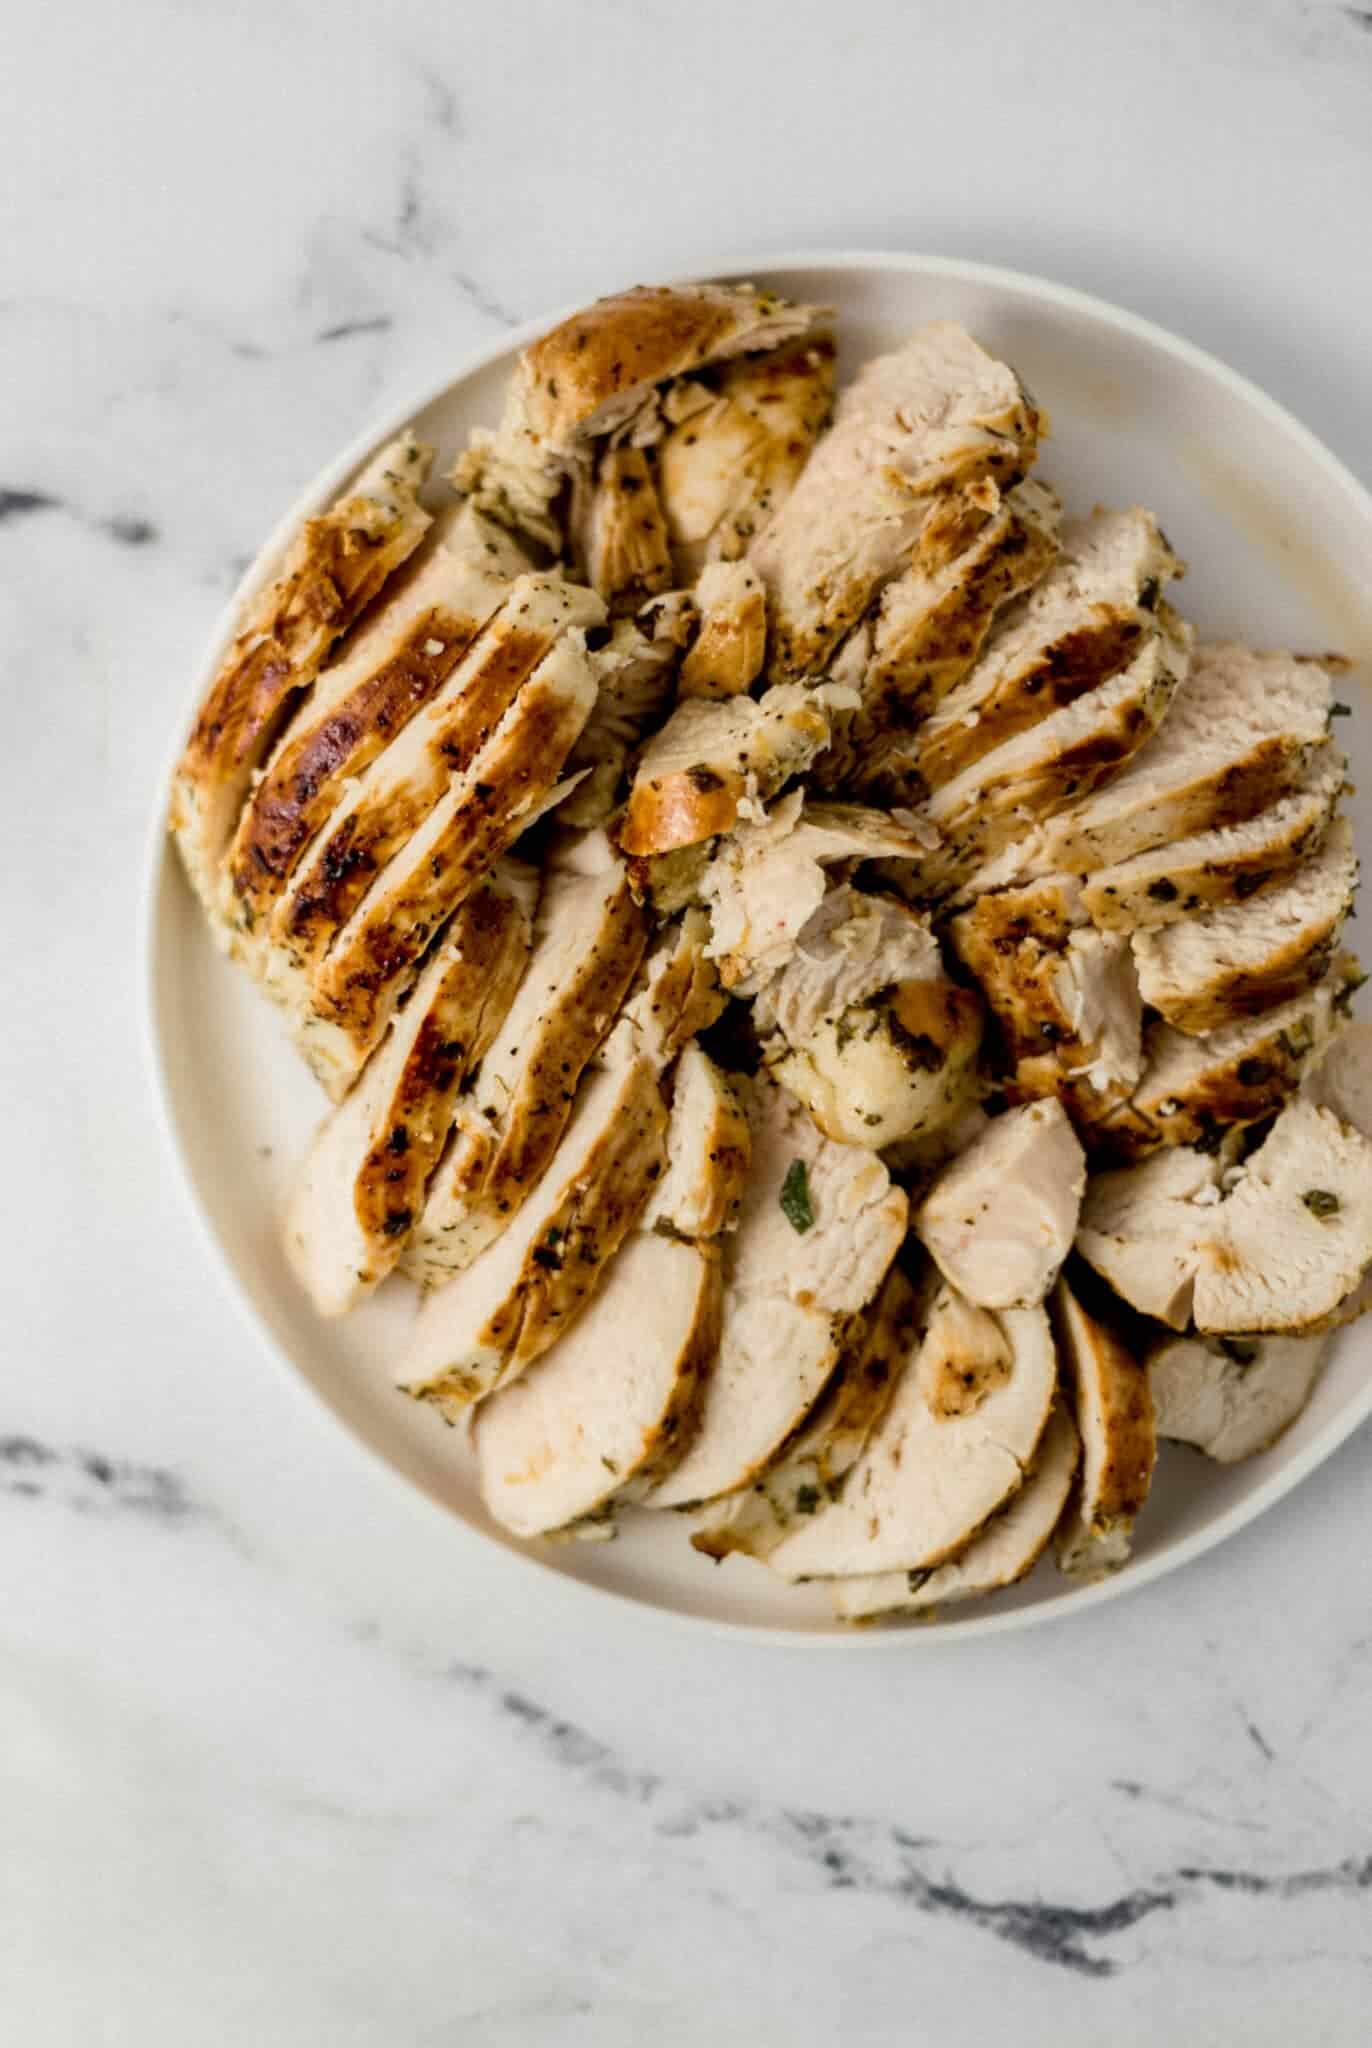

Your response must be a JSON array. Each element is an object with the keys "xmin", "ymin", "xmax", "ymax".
[
  {"xmin": 779, "ymin": 1158, "xmax": 815, "ymax": 1234},
  {"xmin": 1302, "ymin": 1188, "xmax": 1341, "ymax": 1219}
]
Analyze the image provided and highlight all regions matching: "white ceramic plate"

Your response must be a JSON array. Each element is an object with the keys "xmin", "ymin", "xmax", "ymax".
[{"xmin": 145, "ymin": 253, "xmax": 1372, "ymax": 1643}]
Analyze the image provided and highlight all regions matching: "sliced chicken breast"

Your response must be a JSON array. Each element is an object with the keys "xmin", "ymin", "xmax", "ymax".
[
  {"xmin": 1052, "ymin": 1276, "xmax": 1156, "ymax": 1579},
  {"xmin": 642, "ymin": 1045, "xmax": 751, "ymax": 1239},
  {"xmin": 1149, "ymin": 1330, "xmax": 1329, "ymax": 1462},
  {"xmin": 572, "ymin": 445, "xmax": 673, "ymax": 611},
  {"xmin": 1076, "ymin": 1143, "xmax": 1225, "ymax": 1328},
  {"xmin": 767, "ymin": 1285, "xmax": 1057, "ymax": 1580},
  {"xmin": 558, "ymin": 591, "xmax": 696, "ymax": 828},
  {"xmin": 596, "ymin": 907, "xmax": 725, "ymax": 1071},
  {"xmin": 284, "ymin": 872, "xmax": 533, "ymax": 1315},
  {"xmin": 677, "ymin": 561, "xmax": 767, "ymax": 699},
  {"xmin": 915, "ymin": 1100, "xmax": 1086, "ymax": 1309},
  {"xmin": 751, "ymin": 323, "xmax": 1043, "ymax": 682},
  {"xmin": 832, "ymin": 1402, "xmax": 1080, "ymax": 1621},
  {"xmin": 170, "ymin": 434, "xmax": 432, "ymax": 917},
  {"xmin": 474, "ymin": 1231, "xmax": 722, "ymax": 1537},
  {"xmin": 1132, "ymin": 816, "xmax": 1358, "ymax": 1033}
]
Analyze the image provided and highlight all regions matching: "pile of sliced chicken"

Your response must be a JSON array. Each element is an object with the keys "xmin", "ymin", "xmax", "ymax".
[{"xmin": 171, "ymin": 280, "xmax": 1370, "ymax": 1625}]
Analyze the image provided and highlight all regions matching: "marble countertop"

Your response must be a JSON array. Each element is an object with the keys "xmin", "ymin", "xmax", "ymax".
[{"xmin": 6, "ymin": 2, "xmax": 1372, "ymax": 2039}]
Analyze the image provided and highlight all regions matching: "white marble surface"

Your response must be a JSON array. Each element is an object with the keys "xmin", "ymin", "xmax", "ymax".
[{"xmin": 5, "ymin": 1, "xmax": 1372, "ymax": 2039}]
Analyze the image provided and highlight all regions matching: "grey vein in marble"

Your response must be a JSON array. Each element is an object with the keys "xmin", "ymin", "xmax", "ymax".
[{"xmin": 0, "ymin": 1436, "xmax": 201, "ymax": 1520}]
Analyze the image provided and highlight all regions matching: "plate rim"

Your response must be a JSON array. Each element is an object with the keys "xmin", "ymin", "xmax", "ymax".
[{"xmin": 140, "ymin": 246, "xmax": 1372, "ymax": 1649}]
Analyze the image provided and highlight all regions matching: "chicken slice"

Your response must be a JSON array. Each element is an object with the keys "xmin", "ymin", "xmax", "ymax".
[
  {"xmin": 756, "ymin": 884, "xmax": 983, "ymax": 1148},
  {"xmin": 832, "ymin": 1402, "xmax": 1080, "ymax": 1622},
  {"xmin": 767, "ymin": 1285, "xmax": 1057, "ymax": 1580},
  {"xmin": 617, "ymin": 682, "xmax": 848, "ymax": 856},
  {"xmin": 1300, "ymin": 1017, "xmax": 1372, "ymax": 1327},
  {"xmin": 1132, "ymin": 816, "xmax": 1358, "ymax": 1033},
  {"xmin": 558, "ymin": 590, "xmax": 696, "ymax": 828},
  {"xmin": 1083, "ymin": 744, "xmax": 1346, "ymax": 933},
  {"xmin": 1191, "ymin": 1097, "xmax": 1372, "ymax": 1334},
  {"xmin": 677, "ymin": 561, "xmax": 767, "ymax": 699},
  {"xmin": 1148, "ymin": 1330, "xmax": 1329, "ymax": 1462},
  {"xmin": 455, "ymin": 283, "xmax": 826, "ymax": 550},
  {"xmin": 223, "ymin": 507, "xmax": 532, "ymax": 945},
  {"xmin": 1052, "ymin": 1276, "xmax": 1156, "ymax": 1579},
  {"xmin": 572, "ymin": 445, "xmax": 673, "ymax": 611},
  {"xmin": 597, "ymin": 907, "xmax": 725, "ymax": 1071},
  {"xmin": 170, "ymin": 434, "xmax": 432, "ymax": 918},
  {"xmin": 914, "ymin": 1100, "xmax": 1085, "ymax": 1309},
  {"xmin": 642, "ymin": 1045, "xmax": 751, "ymax": 1239},
  {"xmin": 913, "ymin": 507, "xmax": 1182, "ymax": 792},
  {"xmin": 284, "ymin": 871, "xmax": 533, "ymax": 1315},
  {"xmin": 1075, "ymin": 1143, "xmax": 1226, "ymax": 1328},
  {"xmin": 692, "ymin": 1262, "xmax": 919, "ymax": 1560},
  {"xmin": 656, "ymin": 339, "xmax": 835, "ymax": 577},
  {"xmin": 397, "ymin": 1055, "xmax": 669, "ymax": 1418},
  {"xmin": 1040, "ymin": 643, "xmax": 1334, "ymax": 874},
  {"xmin": 751, "ymin": 322, "xmax": 1044, "ymax": 682},
  {"xmin": 474, "ymin": 1231, "xmax": 722, "ymax": 1538},
  {"xmin": 403, "ymin": 845, "xmax": 649, "ymax": 1288}
]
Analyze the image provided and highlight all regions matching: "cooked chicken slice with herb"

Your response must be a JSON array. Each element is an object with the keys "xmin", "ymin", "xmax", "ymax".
[
  {"xmin": 1041, "ymin": 643, "xmax": 1334, "ymax": 874},
  {"xmin": 755, "ymin": 884, "xmax": 983, "ymax": 1147},
  {"xmin": 677, "ymin": 561, "xmax": 767, "ymax": 699},
  {"xmin": 819, "ymin": 480, "xmax": 1062, "ymax": 793},
  {"xmin": 1148, "ymin": 1330, "xmax": 1330, "ymax": 1462},
  {"xmin": 571, "ymin": 445, "xmax": 673, "ymax": 611},
  {"xmin": 1132, "ymin": 816, "xmax": 1358, "ymax": 1033},
  {"xmin": 1300, "ymin": 1018, "xmax": 1372, "ymax": 1326},
  {"xmin": 916, "ymin": 615, "xmax": 1190, "ymax": 895},
  {"xmin": 224, "ymin": 506, "xmax": 531, "ymax": 944},
  {"xmin": 1191, "ymin": 1097, "xmax": 1372, "ymax": 1334},
  {"xmin": 692, "ymin": 1263, "xmax": 917, "ymax": 1559},
  {"xmin": 1052, "ymin": 1275, "xmax": 1155, "ymax": 1579},
  {"xmin": 699, "ymin": 792, "xmax": 935, "ymax": 993},
  {"xmin": 1098, "ymin": 956, "xmax": 1362, "ymax": 1158},
  {"xmin": 397, "ymin": 1056, "xmax": 668, "ymax": 1418},
  {"xmin": 170, "ymin": 434, "xmax": 432, "ymax": 918},
  {"xmin": 558, "ymin": 591, "xmax": 696, "ymax": 828},
  {"xmin": 914, "ymin": 1100, "xmax": 1085, "ymax": 1309},
  {"xmin": 656, "ymin": 339, "xmax": 835, "ymax": 577},
  {"xmin": 403, "ymin": 844, "xmax": 648, "ymax": 1287},
  {"xmin": 647, "ymin": 1077, "xmax": 907, "ymax": 1508},
  {"xmin": 284, "ymin": 871, "xmax": 533, "ymax": 1315},
  {"xmin": 913, "ymin": 508, "xmax": 1181, "ymax": 792},
  {"xmin": 833, "ymin": 1402, "xmax": 1080, "ymax": 1621},
  {"xmin": 751, "ymin": 323, "xmax": 1043, "ymax": 682},
  {"xmin": 474, "ymin": 1231, "xmax": 721, "ymax": 1537},
  {"xmin": 767, "ymin": 1286, "xmax": 1057, "ymax": 1580},
  {"xmin": 1076, "ymin": 1143, "xmax": 1226, "ymax": 1328},
  {"xmin": 642, "ymin": 1045, "xmax": 751, "ymax": 1239},
  {"xmin": 597, "ymin": 907, "xmax": 725, "ymax": 1071},
  {"xmin": 455, "ymin": 283, "xmax": 826, "ymax": 550},
  {"xmin": 617, "ymin": 682, "xmax": 850, "ymax": 856}
]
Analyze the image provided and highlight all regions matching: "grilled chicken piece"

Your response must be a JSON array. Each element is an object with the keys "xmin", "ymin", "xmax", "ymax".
[
  {"xmin": 1132, "ymin": 816, "xmax": 1358, "ymax": 1033},
  {"xmin": 1300, "ymin": 1019, "xmax": 1372, "ymax": 1328},
  {"xmin": 572, "ymin": 445, "xmax": 673, "ymax": 611},
  {"xmin": 1097, "ymin": 956, "xmax": 1362, "ymax": 1158},
  {"xmin": 558, "ymin": 591, "xmax": 696, "ymax": 828},
  {"xmin": 403, "ymin": 843, "xmax": 649, "ymax": 1288},
  {"xmin": 1040, "ymin": 643, "xmax": 1334, "ymax": 874},
  {"xmin": 284, "ymin": 871, "xmax": 533, "ymax": 1315},
  {"xmin": 1190, "ymin": 1097, "xmax": 1372, "ymax": 1334},
  {"xmin": 913, "ymin": 508, "xmax": 1181, "ymax": 793},
  {"xmin": 677, "ymin": 561, "xmax": 767, "ymax": 699},
  {"xmin": 1076, "ymin": 1143, "xmax": 1226, "ymax": 1328},
  {"xmin": 1051, "ymin": 1276, "xmax": 1155, "ymax": 1579},
  {"xmin": 642, "ymin": 1045, "xmax": 751, "ymax": 1239},
  {"xmin": 916, "ymin": 615, "xmax": 1190, "ymax": 896},
  {"xmin": 699, "ymin": 792, "xmax": 935, "ymax": 994},
  {"xmin": 647, "ymin": 1077, "xmax": 907, "ymax": 1508},
  {"xmin": 1084, "ymin": 745, "xmax": 1346, "ymax": 934},
  {"xmin": 832, "ymin": 1401, "xmax": 1080, "ymax": 1621},
  {"xmin": 692, "ymin": 1263, "xmax": 918, "ymax": 1560},
  {"xmin": 767, "ymin": 1284, "xmax": 1057, "ymax": 1580},
  {"xmin": 598, "ymin": 907, "xmax": 725, "ymax": 1071},
  {"xmin": 914, "ymin": 1100, "xmax": 1086, "ymax": 1309},
  {"xmin": 1148, "ymin": 1330, "xmax": 1329, "ymax": 1462},
  {"xmin": 819, "ymin": 479, "xmax": 1062, "ymax": 793},
  {"xmin": 657, "ymin": 339, "xmax": 835, "ymax": 577},
  {"xmin": 455, "ymin": 283, "xmax": 826, "ymax": 550},
  {"xmin": 751, "ymin": 323, "xmax": 1044, "ymax": 683},
  {"xmin": 397, "ymin": 1055, "xmax": 669, "ymax": 1418},
  {"xmin": 170, "ymin": 434, "xmax": 432, "ymax": 917},
  {"xmin": 224, "ymin": 506, "xmax": 531, "ymax": 945},
  {"xmin": 755, "ymin": 884, "xmax": 982, "ymax": 1147},
  {"xmin": 617, "ymin": 682, "xmax": 849, "ymax": 855},
  {"xmin": 474, "ymin": 1230, "xmax": 722, "ymax": 1537}
]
